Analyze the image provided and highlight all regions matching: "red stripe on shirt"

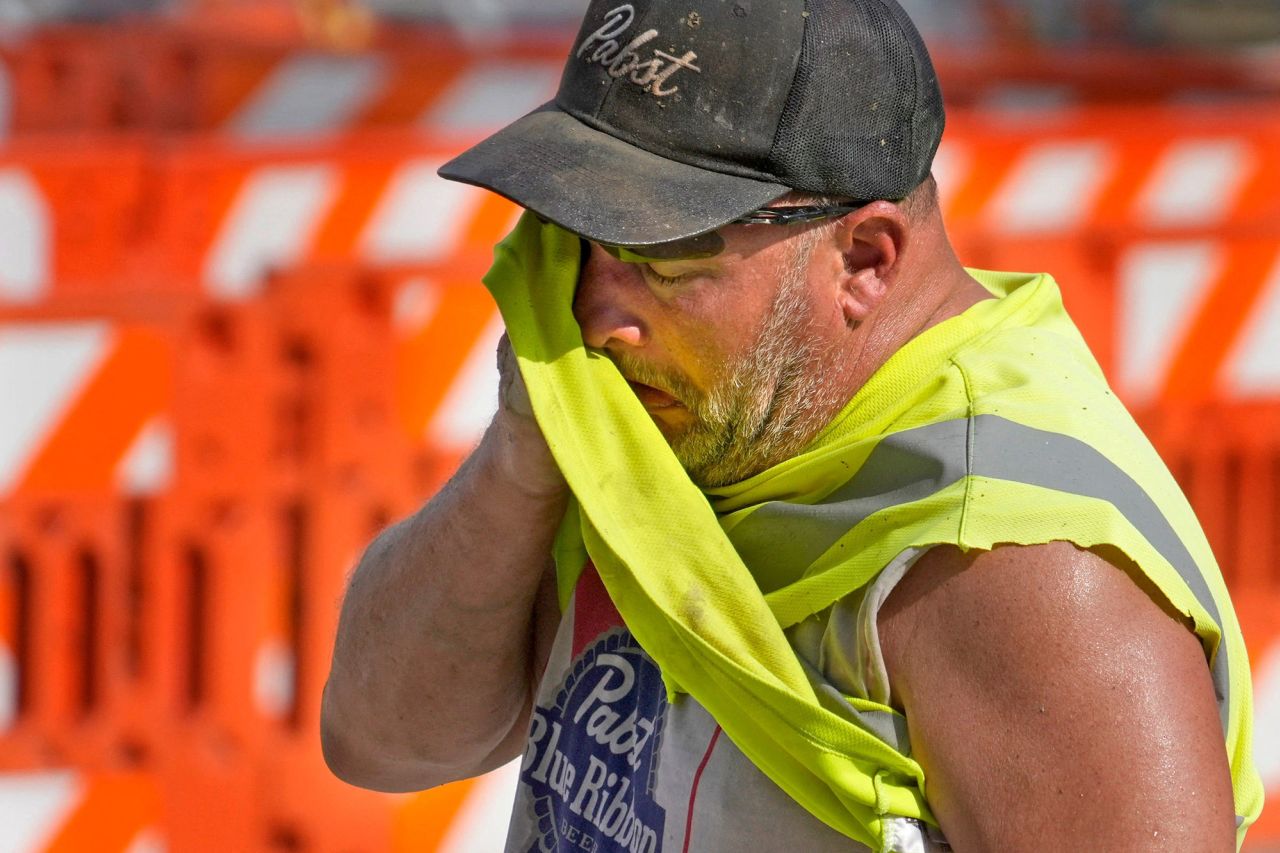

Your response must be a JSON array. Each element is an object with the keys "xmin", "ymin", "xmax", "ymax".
[{"xmin": 682, "ymin": 725, "xmax": 723, "ymax": 853}]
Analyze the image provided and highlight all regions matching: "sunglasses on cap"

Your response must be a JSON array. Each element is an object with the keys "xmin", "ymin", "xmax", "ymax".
[{"xmin": 600, "ymin": 201, "xmax": 872, "ymax": 264}]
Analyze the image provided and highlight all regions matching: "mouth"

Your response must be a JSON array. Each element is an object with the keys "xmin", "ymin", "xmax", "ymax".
[{"xmin": 626, "ymin": 380, "xmax": 682, "ymax": 410}]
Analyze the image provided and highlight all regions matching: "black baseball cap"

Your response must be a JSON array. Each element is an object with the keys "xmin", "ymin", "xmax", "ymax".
[{"xmin": 438, "ymin": 0, "xmax": 945, "ymax": 250}]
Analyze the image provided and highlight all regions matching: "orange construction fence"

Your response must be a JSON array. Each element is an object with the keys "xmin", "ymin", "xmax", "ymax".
[
  {"xmin": 0, "ymin": 273, "xmax": 481, "ymax": 851},
  {"xmin": 6, "ymin": 105, "xmax": 1280, "ymax": 403}
]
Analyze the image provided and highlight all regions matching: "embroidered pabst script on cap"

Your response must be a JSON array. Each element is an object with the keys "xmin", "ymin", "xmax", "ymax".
[{"xmin": 578, "ymin": 4, "xmax": 702, "ymax": 97}]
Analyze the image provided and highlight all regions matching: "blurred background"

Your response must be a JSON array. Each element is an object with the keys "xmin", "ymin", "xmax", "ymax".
[{"xmin": 1, "ymin": 0, "xmax": 1279, "ymax": 850}]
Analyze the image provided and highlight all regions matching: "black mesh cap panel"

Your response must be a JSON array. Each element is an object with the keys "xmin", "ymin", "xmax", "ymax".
[{"xmin": 769, "ymin": 0, "xmax": 944, "ymax": 200}]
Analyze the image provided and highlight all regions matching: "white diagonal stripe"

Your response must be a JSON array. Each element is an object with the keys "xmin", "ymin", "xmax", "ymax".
[
  {"xmin": 0, "ymin": 644, "xmax": 15, "ymax": 732},
  {"xmin": 1117, "ymin": 242, "xmax": 1220, "ymax": 404},
  {"xmin": 423, "ymin": 61, "xmax": 561, "ymax": 134},
  {"xmin": 987, "ymin": 141, "xmax": 1112, "ymax": 233},
  {"xmin": 203, "ymin": 165, "xmax": 338, "ymax": 301},
  {"xmin": 359, "ymin": 160, "xmax": 486, "ymax": 264},
  {"xmin": 427, "ymin": 309, "xmax": 504, "ymax": 451},
  {"xmin": 1136, "ymin": 139, "xmax": 1253, "ymax": 229},
  {"xmin": 436, "ymin": 759, "xmax": 520, "ymax": 853},
  {"xmin": 227, "ymin": 54, "xmax": 386, "ymax": 140},
  {"xmin": 116, "ymin": 417, "xmax": 174, "ymax": 497},
  {"xmin": 0, "ymin": 323, "xmax": 113, "ymax": 495},
  {"xmin": 976, "ymin": 84, "xmax": 1075, "ymax": 114},
  {"xmin": 0, "ymin": 169, "xmax": 50, "ymax": 303},
  {"xmin": 930, "ymin": 141, "xmax": 967, "ymax": 212},
  {"xmin": 253, "ymin": 639, "xmax": 295, "ymax": 720},
  {"xmin": 1254, "ymin": 641, "xmax": 1280, "ymax": 788},
  {"xmin": 893, "ymin": 0, "xmax": 984, "ymax": 39},
  {"xmin": 1224, "ymin": 254, "xmax": 1280, "ymax": 397},
  {"xmin": 393, "ymin": 277, "xmax": 442, "ymax": 335},
  {"xmin": 125, "ymin": 827, "xmax": 166, "ymax": 853},
  {"xmin": 0, "ymin": 771, "xmax": 83, "ymax": 853}
]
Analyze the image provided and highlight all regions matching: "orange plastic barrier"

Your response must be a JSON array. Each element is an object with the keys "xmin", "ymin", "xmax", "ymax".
[
  {"xmin": 0, "ymin": 293, "xmax": 265, "ymax": 848},
  {"xmin": 932, "ymin": 43, "xmax": 1280, "ymax": 106},
  {"xmin": 0, "ymin": 28, "xmax": 127, "ymax": 135},
  {"xmin": 1139, "ymin": 404, "xmax": 1280, "ymax": 596},
  {"xmin": 0, "ymin": 277, "xmax": 489, "ymax": 850},
  {"xmin": 0, "ymin": 141, "xmax": 147, "ymax": 300},
  {"xmin": 3, "ymin": 102, "xmax": 1279, "ymax": 400},
  {"xmin": 140, "ymin": 137, "xmax": 521, "ymax": 293}
]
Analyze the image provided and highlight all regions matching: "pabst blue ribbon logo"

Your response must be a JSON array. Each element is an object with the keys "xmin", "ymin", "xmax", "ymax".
[
  {"xmin": 576, "ymin": 4, "xmax": 702, "ymax": 97},
  {"xmin": 521, "ymin": 629, "xmax": 668, "ymax": 853}
]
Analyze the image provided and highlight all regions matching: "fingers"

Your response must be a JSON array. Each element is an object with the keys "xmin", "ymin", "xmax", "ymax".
[
  {"xmin": 490, "ymin": 333, "xmax": 567, "ymax": 496},
  {"xmin": 496, "ymin": 332, "xmax": 535, "ymax": 420}
]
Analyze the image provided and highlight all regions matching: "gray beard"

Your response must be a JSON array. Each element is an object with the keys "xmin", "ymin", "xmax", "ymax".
[{"xmin": 675, "ymin": 239, "xmax": 833, "ymax": 487}]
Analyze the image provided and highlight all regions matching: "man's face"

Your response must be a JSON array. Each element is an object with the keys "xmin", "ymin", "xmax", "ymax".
[{"xmin": 573, "ymin": 222, "xmax": 847, "ymax": 487}]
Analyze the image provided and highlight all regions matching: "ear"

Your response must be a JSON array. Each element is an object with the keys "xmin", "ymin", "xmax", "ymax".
[{"xmin": 831, "ymin": 202, "xmax": 909, "ymax": 326}]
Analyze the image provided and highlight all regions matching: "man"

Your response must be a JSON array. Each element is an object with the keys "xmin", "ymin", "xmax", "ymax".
[{"xmin": 320, "ymin": 1, "xmax": 1262, "ymax": 850}]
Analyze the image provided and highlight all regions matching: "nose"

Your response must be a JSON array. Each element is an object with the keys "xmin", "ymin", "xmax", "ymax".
[{"xmin": 573, "ymin": 243, "xmax": 650, "ymax": 351}]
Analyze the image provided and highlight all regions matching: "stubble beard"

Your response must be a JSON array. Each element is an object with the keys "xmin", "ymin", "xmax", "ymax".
[{"xmin": 621, "ymin": 234, "xmax": 840, "ymax": 488}]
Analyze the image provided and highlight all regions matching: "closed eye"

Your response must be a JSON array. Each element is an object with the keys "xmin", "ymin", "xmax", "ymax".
[{"xmin": 643, "ymin": 266, "xmax": 690, "ymax": 288}]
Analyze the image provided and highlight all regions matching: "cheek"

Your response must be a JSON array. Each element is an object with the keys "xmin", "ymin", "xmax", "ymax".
[
  {"xmin": 664, "ymin": 294, "xmax": 769, "ymax": 381},
  {"xmin": 689, "ymin": 274, "xmax": 778, "ymax": 333}
]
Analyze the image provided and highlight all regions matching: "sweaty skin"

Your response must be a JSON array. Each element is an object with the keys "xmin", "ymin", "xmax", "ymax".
[{"xmin": 879, "ymin": 543, "xmax": 1236, "ymax": 852}]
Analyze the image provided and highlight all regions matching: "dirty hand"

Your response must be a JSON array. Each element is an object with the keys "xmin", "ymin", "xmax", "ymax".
[{"xmin": 489, "ymin": 333, "xmax": 567, "ymax": 498}]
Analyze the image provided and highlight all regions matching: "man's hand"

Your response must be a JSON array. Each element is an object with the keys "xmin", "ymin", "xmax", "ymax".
[
  {"xmin": 492, "ymin": 333, "xmax": 567, "ymax": 499},
  {"xmin": 879, "ymin": 542, "xmax": 1236, "ymax": 852}
]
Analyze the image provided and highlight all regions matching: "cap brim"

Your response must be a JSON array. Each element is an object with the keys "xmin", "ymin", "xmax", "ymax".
[{"xmin": 438, "ymin": 105, "xmax": 790, "ymax": 248}]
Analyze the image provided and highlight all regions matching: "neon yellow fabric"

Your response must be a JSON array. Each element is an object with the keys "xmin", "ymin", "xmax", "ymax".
[{"xmin": 483, "ymin": 213, "xmax": 1262, "ymax": 851}]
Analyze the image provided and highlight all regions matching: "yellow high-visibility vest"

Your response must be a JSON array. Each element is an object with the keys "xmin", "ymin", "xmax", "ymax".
[{"xmin": 487, "ymin": 214, "xmax": 1264, "ymax": 851}]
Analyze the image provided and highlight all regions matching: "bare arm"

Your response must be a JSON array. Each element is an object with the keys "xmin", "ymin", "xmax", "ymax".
[
  {"xmin": 321, "ymin": 336, "xmax": 568, "ymax": 792},
  {"xmin": 879, "ymin": 541, "xmax": 1236, "ymax": 852}
]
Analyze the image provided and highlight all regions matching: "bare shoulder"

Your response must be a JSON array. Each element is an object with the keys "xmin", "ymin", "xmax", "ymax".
[
  {"xmin": 879, "ymin": 542, "xmax": 1208, "ymax": 701},
  {"xmin": 880, "ymin": 541, "xmax": 1194, "ymax": 672},
  {"xmin": 878, "ymin": 541, "xmax": 1235, "ymax": 852}
]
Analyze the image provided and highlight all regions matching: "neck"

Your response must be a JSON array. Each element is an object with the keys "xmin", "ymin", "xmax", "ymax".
[{"xmin": 834, "ymin": 261, "xmax": 990, "ymax": 417}]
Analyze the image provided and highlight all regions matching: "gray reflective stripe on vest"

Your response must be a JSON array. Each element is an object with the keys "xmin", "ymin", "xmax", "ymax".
[
  {"xmin": 728, "ymin": 419, "xmax": 970, "ymax": 587},
  {"xmin": 729, "ymin": 414, "xmax": 1230, "ymax": 739},
  {"xmin": 972, "ymin": 416, "xmax": 1230, "ymax": 732}
]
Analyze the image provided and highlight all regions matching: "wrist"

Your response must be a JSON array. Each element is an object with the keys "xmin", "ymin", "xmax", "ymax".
[{"xmin": 483, "ymin": 409, "xmax": 569, "ymax": 502}]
